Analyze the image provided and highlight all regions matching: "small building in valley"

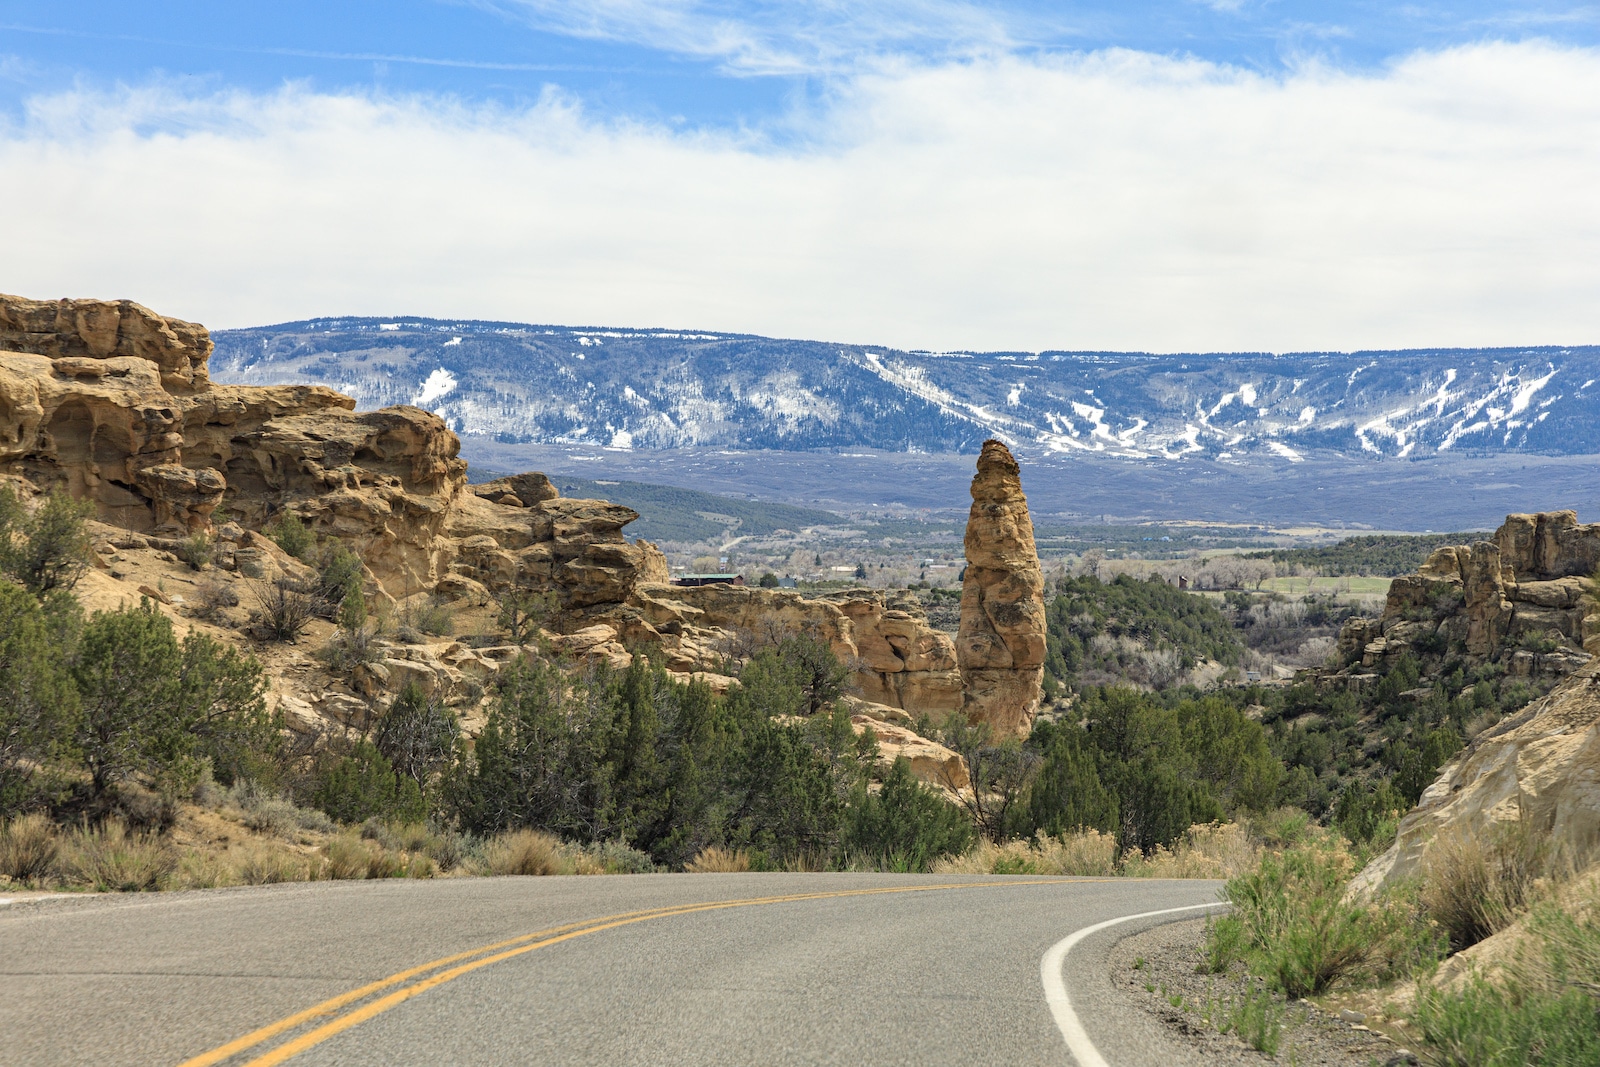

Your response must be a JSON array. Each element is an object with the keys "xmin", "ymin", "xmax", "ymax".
[{"xmin": 673, "ymin": 573, "xmax": 746, "ymax": 588}]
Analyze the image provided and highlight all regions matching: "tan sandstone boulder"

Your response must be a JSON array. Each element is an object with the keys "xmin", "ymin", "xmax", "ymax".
[
  {"xmin": 852, "ymin": 715, "xmax": 971, "ymax": 793},
  {"xmin": 957, "ymin": 439, "xmax": 1045, "ymax": 738}
]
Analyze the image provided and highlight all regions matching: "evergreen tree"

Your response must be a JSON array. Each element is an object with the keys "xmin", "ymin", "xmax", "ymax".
[{"xmin": 0, "ymin": 582, "xmax": 79, "ymax": 810}]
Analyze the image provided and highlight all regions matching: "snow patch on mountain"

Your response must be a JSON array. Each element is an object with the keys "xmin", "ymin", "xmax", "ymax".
[{"xmin": 412, "ymin": 368, "xmax": 458, "ymax": 407}]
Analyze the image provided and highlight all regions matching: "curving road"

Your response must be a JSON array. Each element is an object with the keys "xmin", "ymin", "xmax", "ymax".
[{"xmin": 0, "ymin": 874, "xmax": 1225, "ymax": 1067}]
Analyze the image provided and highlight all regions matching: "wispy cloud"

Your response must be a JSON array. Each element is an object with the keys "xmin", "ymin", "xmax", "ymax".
[
  {"xmin": 465, "ymin": 0, "xmax": 1058, "ymax": 74},
  {"xmin": 1, "ymin": 42, "xmax": 1598, "ymax": 352}
]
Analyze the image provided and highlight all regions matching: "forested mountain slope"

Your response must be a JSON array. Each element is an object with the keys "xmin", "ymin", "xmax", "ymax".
[{"xmin": 212, "ymin": 318, "xmax": 1600, "ymax": 462}]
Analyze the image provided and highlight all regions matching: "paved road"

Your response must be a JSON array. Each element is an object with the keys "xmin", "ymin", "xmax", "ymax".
[{"xmin": 0, "ymin": 874, "xmax": 1225, "ymax": 1067}]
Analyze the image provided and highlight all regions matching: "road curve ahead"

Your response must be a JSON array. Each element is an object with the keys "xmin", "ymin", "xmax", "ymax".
[{"xmin": 0, "ymin": 874, "xmax": 1224, "ymax": 1067}]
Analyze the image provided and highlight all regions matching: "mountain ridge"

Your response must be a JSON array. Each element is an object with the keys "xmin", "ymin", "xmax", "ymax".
[{"xmin": 211, "ymin": 317, "xmax": 1600, "ymax": 464}]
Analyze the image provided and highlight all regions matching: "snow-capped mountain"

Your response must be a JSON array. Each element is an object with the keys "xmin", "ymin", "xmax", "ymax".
[{"xmin": 210, "ymin": 317, "xmax": 1600, "ymax": 461}]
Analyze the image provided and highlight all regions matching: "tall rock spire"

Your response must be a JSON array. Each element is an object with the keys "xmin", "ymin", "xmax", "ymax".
[{"xmin": 957, "ymin": 439, "xmax": 1046, "ymax": 738}]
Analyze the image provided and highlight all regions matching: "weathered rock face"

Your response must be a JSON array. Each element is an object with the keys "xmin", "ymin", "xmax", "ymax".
[
  {"xmin": 625, "ymin": 583, "xmax": 963, "ymax": 717},
  {"xmin": 0, "ymin": 294, "xmax": 212, "ymax": 392},
  {"xmin": 1351, "ymin": 659, "xmax": 1600, "ymax": 897},
  {"xmin": 0, "ymin": 291, "xmax": 965, "ymax": 755},
  {"xmin": 444, "ymin": 493, "xmax": 669, "ymax": 611},
  {"xmin": 1332, "ymin": 511, "xmax": 1599, "ymax": 683},
  {"xmin": 957, "ymin": 439, "xmax": 1045, "ymax": 738}
]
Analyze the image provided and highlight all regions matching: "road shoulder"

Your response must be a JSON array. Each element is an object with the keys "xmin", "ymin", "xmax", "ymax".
[{"xmin": 1107, "ymin": 918, "xmax": 1414, "ymax": 1066}]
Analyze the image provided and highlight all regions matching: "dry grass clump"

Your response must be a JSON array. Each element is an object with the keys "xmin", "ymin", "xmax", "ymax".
[
  {"xmin": 57, "ymin": 820, "xmax": 175, "ymax": 891},
  {"xmin": 232, "ymin": 842, "xmax": 314, "ymax": 885},
  {"xmin": 0, "ymin": 813, "xmax": 61, "ymax": 884},
  {"xmin": 684, "ymin": 846, "xmax": 751, "ymax": 873},
  {"xmin": 482, "ymin": 829, "xmax": 571, "ymax": 876},
  {"xmin": 1422, "ymin": 821, "xmax": 1569, "ymax": 951},
  {"xmin": 322, "ymin": 834, "xmax": 434, "ymax": 880},
  {"xmin": 931, "ymin": 823, "xmax": 1257, "ymax": 878},
  {"xmin": 169, "ymin": 850, "xmax": 240, "ymax": 890},
  {"xmin": 933, "ymin": 830, "xmax": 1119, "ymax": 875},
  {"xmin": 1124, "ymin": 823, "xmax": 1260, "ymax": 879}
]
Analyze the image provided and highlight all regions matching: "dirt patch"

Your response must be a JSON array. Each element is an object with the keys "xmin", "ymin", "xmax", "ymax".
[{"xmin": 1109, "ymin": 918, "xmax": 1420, "ymax": 1066}]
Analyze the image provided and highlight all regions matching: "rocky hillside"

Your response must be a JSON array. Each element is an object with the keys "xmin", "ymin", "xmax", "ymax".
[
  {"xmin": 1315, "ymin": 511, "xmax": 1600, "ymax": 893},
  {"xmin": 210, "ymin": 317, "xmax": 1600, "ymax": 462},
  {"xmin": 0, "ymin": 294, "xmax": 1055, "ymax": 802}
]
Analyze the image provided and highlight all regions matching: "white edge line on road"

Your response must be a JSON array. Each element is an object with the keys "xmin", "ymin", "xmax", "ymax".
[{"xmin": 1041, "ymin": 900, "xmax": 1229, "ymax": 1067}]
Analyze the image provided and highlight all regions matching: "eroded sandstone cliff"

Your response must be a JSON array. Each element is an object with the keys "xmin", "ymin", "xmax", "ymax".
[
  {"xmin": 0, "ymin": 293, "xmax": 967, "ymax": 790},
  {"xmin": 957, "ymin": 439, "xmax": 1046, "ymax": 738},
  {"xmin": 1344, "ymin": 511, "xmax": 1600, "ymax": 895},
  {"xmin": 1328, "ymin": 511, "xmax": 1599, "ymax": 689}
]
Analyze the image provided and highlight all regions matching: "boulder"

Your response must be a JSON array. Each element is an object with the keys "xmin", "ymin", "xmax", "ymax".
[
  {"xmin": 957, "ymin": 439, "xmax": 1045, "ymax": 738},
  {"xmin": 851, "ymin": 715, "xmax": 971, "ymax": 793}
]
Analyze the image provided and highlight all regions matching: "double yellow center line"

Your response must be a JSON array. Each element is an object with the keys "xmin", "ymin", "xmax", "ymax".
[{"xmin": 178, "ymin": 878, "xmax": 1083, "ymax": 1067}]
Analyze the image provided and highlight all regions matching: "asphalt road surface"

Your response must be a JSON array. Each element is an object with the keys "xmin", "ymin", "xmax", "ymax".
[{"xmin": 0, "ymin": 874, "xmax": 1226, "ymax": 1067}]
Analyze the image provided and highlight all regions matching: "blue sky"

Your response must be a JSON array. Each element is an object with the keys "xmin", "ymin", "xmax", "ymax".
[
  {"xmin": 1, "ymin": 3, "xmax": 1598, "ymax": 351},
  {"xmin": 6, "ymin": 2, "xmax": 1597, "ymax": 126}
]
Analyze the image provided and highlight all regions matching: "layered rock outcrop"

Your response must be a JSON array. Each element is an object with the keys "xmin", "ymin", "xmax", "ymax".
[
  {"xmin": 0, "ymin": 293, "xmax": 673, "ymax": 604},
  {"xmin": 1351, "ymin": 658, "xmax": 1600, "ymax": 897},
  {"xmin": 0, "ymin": 292, "xmax": 969, "ymax": 755},
  {"xmin": 625, "ymin": 583, "xmax": 963, "ymax": 717},
  {"xmin": 957, "ymin": 439, "xmax": 1046, "ymax": 738},
  {"xmin": 1328, "ymin": 510, "xmax": 1598, "ymax": 687}
]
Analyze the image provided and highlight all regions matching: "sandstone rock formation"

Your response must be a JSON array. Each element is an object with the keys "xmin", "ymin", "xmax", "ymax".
[
  {"xmin": 1328, "ymin": 510, "xmax": 1598, "ymax": 688},
  {"xmin": 0, "ymin": 292, "xmax": 968, "ymax": 752},
  {"xmin": 1351, "ymin": 658, "xmax": 1600, "ymax": 897},
  {"xmin": 957, "ymin": 439, "xmax": 1046, "ymax": 738},
  {"xmin": 625, "ymin": 582, "xmax": 962, "ymax": 718}
]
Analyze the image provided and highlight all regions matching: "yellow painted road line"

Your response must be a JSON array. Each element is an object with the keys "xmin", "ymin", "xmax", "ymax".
[
  {"xmin": 185, "ymin": 879, "xmax": 1088, "ymax": 1067},
  {"xmin": 173, "ymin": 902, "xmax": 726, "ymax": 1067}
]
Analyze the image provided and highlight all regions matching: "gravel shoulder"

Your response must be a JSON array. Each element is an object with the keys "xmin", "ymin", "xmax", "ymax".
[{"xmin": 1108, "ymin": 918, "xmax": 1419, "ymax": 1067}]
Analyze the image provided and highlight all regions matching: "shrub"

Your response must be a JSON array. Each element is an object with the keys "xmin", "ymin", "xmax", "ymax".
[
  {"xmin": 1422, "ymin": 821, "xmax": 1557, "ymax": 950},
  {"xmin": 0, "ymin": 582, "xmax": 78, "ymax": 808},
  {"xmin": 1215, "ymin": 832, "xmax": 1444, "ymax": 998},
  {"xmin": 684, "ymin": 846, "xmax": 751, "ymax": 873},
  {"xmin": 1199, "ymin": 914, "xmax": 1248, "ymax": 974},
  {"xmin": 193, "ymin": 577, "xmax": 240, "ymax": 620},
  {"xmin": 308, "ymin": 742, "xmax": 428, "ymax": 825},
  {"xmin": 0, "ymin": 488, "xmax": 93, "ymax": 596},
  {"xmin": 482, "ymin": 829, "xmax": 570, "ymax": 876},
  {"xmin": 934, "ymin": 830, "xmax": 1120, "ymax": 876},
  {"xmin": 1123, "ymin": 823, "xmax": 1259, "ymax": 879},
  {"xmin": 844, "ymin": 758, "xmax": 974, "ymax": 871},
  {"xmin": 1225, "ymin": 983, "xmax": 1284, "ymax": 1055},
  {"xmin": 0, "ymin": 813, "xmax": 60, "ymax": 884},
  {"xmin": 235, "ymin": 793, "xmax": 333, "ymax": 838},
  {"xmin": 57, "ymin": 820, "xmax": 175, "ymax": 891},
  {"xmin": 571, "ymin": 840, "xmax": 656, "ymax": 874},
  {"xmin": 1221, "ymin": 836, "xmax": 1377, "ymax": 997},
  {"xmin": 374, "ymin": 683, "xmax": 459, "ymax": 792},
  {"xmin": 1415, "ymin": 890, "xmax": 1600, "ymax": 1067},
  {"xmin": 240, "ymin": 798, "xmax": 300, "ymax": 838},
  {"xmin": 266, "ymin": 511, "xmax": 314, "ymax": 560},
  {"xmin": 497, "ymin": 586, "xmax": 557, "ymax": 645},
  {"xmin": 324, "ymin": 835, "xmax": 378, "ymax": 880},
  {"xmin": 71, "ymin": 602, "xmax": 275, "ymax": 800},
  {"xmin": 315, "ymin": 544, "xmax": 364, "ymax": 618},
  {"xmin": 177, "ymin": 533, "xmax": 211, "ymax": 571},
  {"xmin": 252, "ymin": 576, "xmax": 314, "ymax": 642}
]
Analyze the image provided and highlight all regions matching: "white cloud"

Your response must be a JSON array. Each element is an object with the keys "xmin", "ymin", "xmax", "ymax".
[{"xmin": 1, "ymin": 42, "xmax": 1598, "ymax": 352}]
